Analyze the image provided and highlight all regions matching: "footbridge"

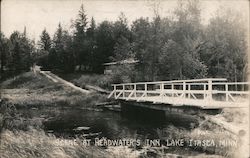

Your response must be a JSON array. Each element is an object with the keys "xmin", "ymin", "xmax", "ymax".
[{"xmin": 108, "ymin": 78, "xmax": 249, "ymax": 109}]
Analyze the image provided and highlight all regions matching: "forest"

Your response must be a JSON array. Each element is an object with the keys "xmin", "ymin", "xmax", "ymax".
[{"xmin": 0, "ymin": 1, "xmax": 248, "ymax": 83}]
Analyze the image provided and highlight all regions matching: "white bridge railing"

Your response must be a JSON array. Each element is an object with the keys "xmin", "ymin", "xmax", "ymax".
[{"xmin": 108, "ymin": 78, "xmax": 249, "ymax": 108}]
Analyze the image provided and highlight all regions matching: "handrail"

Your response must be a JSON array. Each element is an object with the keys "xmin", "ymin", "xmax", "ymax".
[
  {"xmin": 212, "ymin": 82, "xmax": 250, "ymax": 85},
  {"xmin": 108, "ymin": 78, "xmax": 249, "ymax": 107},
  {"xmin": 111, "ymin": 78, "xmax": 227, "ymax": 86}
]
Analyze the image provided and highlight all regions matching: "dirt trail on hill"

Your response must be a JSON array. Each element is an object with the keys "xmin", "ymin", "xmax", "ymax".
[{"xmin": 36, "ymin": 67, "xmax": 90, "ymax": 94}]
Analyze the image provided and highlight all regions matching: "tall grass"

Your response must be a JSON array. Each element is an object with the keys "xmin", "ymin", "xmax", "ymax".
[{"xmin": 0, "ymin": 129, "xmax": 113, "ymax": 158}]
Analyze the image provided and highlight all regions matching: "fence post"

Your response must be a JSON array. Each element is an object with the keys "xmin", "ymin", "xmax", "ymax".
[{"xmin": 145, "ymin": 83, "xmax": 147, "ymax": 97}]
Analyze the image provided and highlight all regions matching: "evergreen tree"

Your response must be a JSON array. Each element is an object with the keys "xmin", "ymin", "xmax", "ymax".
[
  {"xmin": 86, "ymin": 17, "xmax": 97, "ymax": 71},
  {"xmin": 39, "ymin": 29, "xmax": 51, "ymax": 52},
  {"xmin": 37, "ymin": 29, "xmax": 52, "ymax": 69},
  {"xmin": 94, "ymin": 21, "xmax": 115, "ymax": 73},
  {"xmin": 61, "ymin": 30, "xmax": 75, "ymax": 73},
  {"xmin": 9, "ymin": 31, "xmax": 33, "ymax": 73},
  {"xmin": 73, "ymin": 4, "xmax": 88, "ymax": 71},
  {"xmin": 51, "ymin": 23, "xmax": 64, "ymax": 69},
  {"xmin": 0, "ymin": 33, "xmax": 9, "ymax": 76}
]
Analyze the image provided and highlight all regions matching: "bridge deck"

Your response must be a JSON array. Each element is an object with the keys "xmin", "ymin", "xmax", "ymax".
[{"xmin": 108, "ymin": 78, "xmax": 249, "ymax": 109}]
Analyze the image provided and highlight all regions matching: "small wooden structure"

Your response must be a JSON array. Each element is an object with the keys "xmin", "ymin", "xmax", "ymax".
[{"xmin": 103, "ymin": 59, "xmax": 139, "ymax": 75}]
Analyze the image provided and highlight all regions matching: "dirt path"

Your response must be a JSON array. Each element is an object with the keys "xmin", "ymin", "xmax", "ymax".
[{"xmin": 36, "ymin": 67, "xmax": 90, "ymax": 94}]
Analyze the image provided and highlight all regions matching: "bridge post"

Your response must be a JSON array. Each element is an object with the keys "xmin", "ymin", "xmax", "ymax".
[
  {"xmin": 160, "ymin": 83, "xmax": 164, "ymax": 101},
  {"xmin": 144, "ymin": 83, "xmax": 147, "ymax": 97},
  {"xmin": 207, "ymin": 80, "xmax": 212, "ymax": 102},
  {"xmin": 114, "ymin": 85, "xmax": 117, "ymax": 98},
  {"xmin": 188, "ymin": 84, "xmax": 191, "ymax": 99},
  {"xmin": 183, "ymin": 82, "xmax": 186, "ymax": 98},
  {"xmin": 122, "ymin": 84, "xmax": 125, "ymax": 99},
  {"xmin": 203, "ymin": 84, "xmax": 206, "ymax": 99},
  {"xmin": 171, "ymin": 84, "xmax": 174, "ymax": 97},
  {"xmin": 134, "ymin": 84, "xmax": 137, "ymax": 98},
  {"xmin": 225, "ymin": 83, "xmax": 228, "ymax": 101}
]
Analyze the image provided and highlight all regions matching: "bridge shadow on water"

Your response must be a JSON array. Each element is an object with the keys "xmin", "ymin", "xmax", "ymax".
[{"xmin": 120, "ymin": 101, "xmax": 222, "ymax": 129}]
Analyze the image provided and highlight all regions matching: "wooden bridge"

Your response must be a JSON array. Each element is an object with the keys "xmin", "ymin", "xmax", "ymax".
[{"xmin": 108, "ymin": 78, "xmax": 249, "ymax": 109}]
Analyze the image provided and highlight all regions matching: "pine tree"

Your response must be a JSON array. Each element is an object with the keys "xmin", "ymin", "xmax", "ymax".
[
  {"xmin": 86, "ymin": 17, "xmax": 96, "ymax": 71},
  {"xmin": 9, "ymin": 31, "xmax": 33, "ymax": 73},
  {"xmin": 0, "ymin": 33, "xmax": 9, "ymax": 75},
  {"xmin": 73, "ymin": 4, "xmax": 88, "ymax": 71},
  {"xmin": 37, "ymin": 29, "xmax": 52, "ymax": 69},
  {"xmin": 51, "ymin": 23, "xmax": 64, "ymax": 70},
  {"xmin": 39, "ymin": 29, "xmax": 51, "ymax": 52}
]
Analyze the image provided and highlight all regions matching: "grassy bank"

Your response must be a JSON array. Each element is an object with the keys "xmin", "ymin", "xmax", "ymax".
[{"xmin": 0, "ymin": 72, "xmax": 107, "ymax": 108}]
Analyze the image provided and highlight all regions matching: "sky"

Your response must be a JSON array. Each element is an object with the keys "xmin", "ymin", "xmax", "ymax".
[{"xmin": 1, "ymin": 0, "xmax": 249, "ymax": 41}]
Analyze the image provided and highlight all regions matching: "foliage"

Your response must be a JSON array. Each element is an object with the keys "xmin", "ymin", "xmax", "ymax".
[
  {"xmin": 0, "ymin": 1, "xmax": 247, "ymax": 82},
  {"xmin": 202, "ymin": 8, "xmax": 247, "ymax": 81},
  {"xmin": 36, "ymin": 29, "xmax": 52, "ymax": 69},
  {"xmin": 72, "ymin": 4, "xmax": 89, "ymax": 72}
]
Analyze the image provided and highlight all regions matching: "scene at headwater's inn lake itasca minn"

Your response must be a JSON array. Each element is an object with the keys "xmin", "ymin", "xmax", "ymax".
[{"xmin": 0, "ymin": 0, "xmax": 249, "ymax": 157}]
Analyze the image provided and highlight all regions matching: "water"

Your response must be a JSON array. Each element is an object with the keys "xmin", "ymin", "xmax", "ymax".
[
  {"xmin": 14, "ymin": 106, "xmax": 214, "ymax": 156},
  {"xmin": 44, "ymin": 108, "xmax": 170, "ymax": 139},
  {"xmin": 19, "ymin": 107, "xmax": 195, "ymax": 140}
]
